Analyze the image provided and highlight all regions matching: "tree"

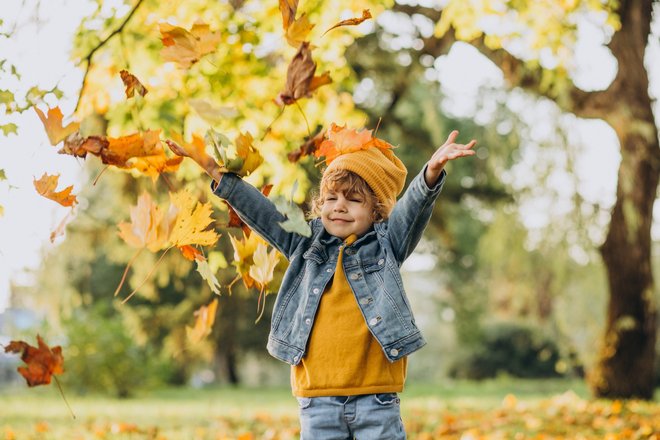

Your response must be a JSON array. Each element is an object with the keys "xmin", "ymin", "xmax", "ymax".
[{"xmin": 395, "ymin": 0, "xmax": 658, "ymax": 398}]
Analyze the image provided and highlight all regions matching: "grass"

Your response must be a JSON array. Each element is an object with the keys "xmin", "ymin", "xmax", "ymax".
[{"xmin": 0, "ymin": 378, "xmax": 657, "ymax": 439}]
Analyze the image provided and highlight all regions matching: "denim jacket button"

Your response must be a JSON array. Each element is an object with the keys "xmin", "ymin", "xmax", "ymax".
[
  {"xmin": 360, "ymin": 297, "xmax": 371, "ymax": 305},
  {"xmin": 378, "ymin": 259, "xmax": 385, "ymax": 265},
  {"xmin": 305, "ymin": 318, "xmax": 312, "ymax": 325},
  {"xmin": 349, "ymin": 273, "xmax": 360, "ymax": 280},
  {"xmin": 326, "ymin": 268, "xmax": 332, "ymax": 273},
  {"xmin": 390, "ymin": 348, "xmax": 399, "ymax": 356},
  {"xmin": 345, "ymin": 248, "xmax": 355, "ymax": 255},
  {"xmin": 312, "ymin": 288, "xmax": 320, "ymax": 294},
  {"xmin": 369, "ymin": 317, "xmax": 379, "ymax": 326}
]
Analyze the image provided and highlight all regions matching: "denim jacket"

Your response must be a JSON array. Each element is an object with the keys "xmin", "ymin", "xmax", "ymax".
[{"xmin": 212, "ymin": 166, "xmax": 446, "ymax": 365}]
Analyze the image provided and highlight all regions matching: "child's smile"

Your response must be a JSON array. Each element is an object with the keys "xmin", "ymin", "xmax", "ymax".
[{"xmin": 321, "ymin": 190, "xmax": 375, "ymax": 239}]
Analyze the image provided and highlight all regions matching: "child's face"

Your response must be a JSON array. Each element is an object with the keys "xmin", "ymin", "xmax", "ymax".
[{"xmin": 320, "ymin": 189, "xmax": 375, "ymax": 240}]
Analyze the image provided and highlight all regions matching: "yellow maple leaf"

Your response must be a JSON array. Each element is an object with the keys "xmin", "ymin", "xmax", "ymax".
[
  {"xmin": 186, "ymin": 298, "xmax": 218, "ymax": 343},
  {"xmin": 229, "ymin": 231, "xmax": 267, "ymax": 289},
  {"xmin": 285, "ymin": 14, "xmax": 314, "ymax": 48},
  {"xmin": 232, "ymin": 132, "xmax": 263, "ymax": 177},
  {"xmin": 34, "ymin": 106, "xmax": 79, "ymax": 146},
  {"xmin": 160, "ymin": 22, "xmax": 221, "ymax": 68},
  {"xmin": 117, "ymin": 192, "xmax": 174, "ymax": 252},
  {"xmin": 168, "ymin": 190, "xmax": 219, "ymax": 247},
  {"xmin": 249, "ymin": 242, "xmax": 281, "ymax": 292},
  {"xmin": 33, "ymin": 173, "xmax": 77, "ymax": 207}
]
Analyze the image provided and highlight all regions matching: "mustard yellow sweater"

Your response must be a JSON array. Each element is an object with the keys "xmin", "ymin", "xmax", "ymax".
[{"xmin": 291, "ymin": 235, "xmax": 407, "ymax": 397}]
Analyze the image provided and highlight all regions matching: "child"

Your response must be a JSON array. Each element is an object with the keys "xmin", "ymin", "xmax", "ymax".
[{"xmin": 167, "ymin": 128, "xmax": 475, "ymax": 439}]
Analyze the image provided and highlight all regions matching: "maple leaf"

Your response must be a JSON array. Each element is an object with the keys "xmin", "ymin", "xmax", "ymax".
[
  {"xmin": 126, "ymin": 155, "xmax": 184, "ymax": 181},
  {"xmin": 196, "ymin": 258, "xmax": 222, "ymax": 295},
  {"xmin": 100, "ymin": 130, "xmax": 163, "ymax": 168},
  {"xmin": 285, "ymin": 14, "xmax": 314, "ymax": 48},
  {"xmin": 33, "ymin": 173, "xmax": 78, "ymax": 207},
  {"xmin": 229, "ymin": 231, "xmax": 268, "ymax": 289},
  {"xmin": 226, "ymin": 184, "xmax": 272, "ymax": 235},
  {"xmin": 4, "ymin": 335, "xmax": 64, "ymax": 387},
  {"xmin": 186, "ymin": 299, "xmax": 218, "ymax": 343},
  {"xmin": 188, "ymin": 98, "xmax": 239, "ymax": 124},
  {"xmin": 322, "ymin": 9, "xmax": 372, "ymax": 36},
  {"xmin": 277, "ymin": 42, "xmax": 332, "ymax": 106},
  {"xmin": 34, "ymin": 106, "xmax": 80, "ymax": 146},
  {"xmin": 205, "ymin": 129, "xmax": 263, "ymax": 177},
  {"xmin": 168, "ymin": 190, "xmax": 219, "ymax": 247},
  {"xmin": 249, "ymin": 242, "xmax": 281, "ymax": 292},
  {"xmin": 160, "ymin": 22, "xmax": 221, "ymax": 68},
  {"xmin": 59, "ymin": 132, "xmax": 107, "ymax": 158},
  {"xmin": 279, "ymin": 0, "xmax": 298, "ymax": 30},
  {"xmin": 273, "ymin": 196, "xmax": 312, "ymax": 237},
  {"xmin": 117, "ymin": 192, "xmax": 174, "ymax": 252},
  {"xmin": 179, "ymin": 244, "xmax": 204, "ymax": 261},
  {"xmin": 50, "ymin": 209, "xmax": 76, "ymax": 243},
  {"xmin": 313, "ymin": 123, "xmax": 396, "ymax": 165},
  {"xmin": 287, "ymin": 126, "xmax": 325, "ymax": 162},
  {"xmin": 119, "ymin": 69, "xmax": 148, "ymax": 98}
]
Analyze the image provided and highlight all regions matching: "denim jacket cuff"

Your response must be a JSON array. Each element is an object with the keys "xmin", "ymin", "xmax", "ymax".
[
  {"xmin": 210, "ymin": 173, "xmax": 239, "ymax": 199},
  {"xmin": 416, "ymin": 164, "xmax": 446, "ymax": 195}
]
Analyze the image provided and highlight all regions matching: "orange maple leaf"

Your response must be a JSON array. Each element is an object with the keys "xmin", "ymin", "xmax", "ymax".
[
  {"xmin": 34, "ymin": 106, "xmax": 80, "ymax": 146},
  {"xmin": 117, "ymin": 192, "xmax": 175, "ymax": 252},
  {"xmin": 186, "ymin": 299, "xmax": 219, "ymax": 343},
  {"xmin": 119, "ymin": 69, "xmax": 148, "ymax": 98},
  {"xmin": 179, "ymin": 244, "xmax": 204, "ymax": 261},
  {"xmin": 322, "ymin": 9, "xmax": 372, "ymax": 36},
  {"xmin": 314, "ymin": 123, "xmax": 396, "ymax": 164},
  {"xmin": 279, "ymin": 0, "xmax": 299, "ymax": 30},
  {"xmin": 160, "ymin": 22, "xmax": 221, "ymax": 68},
  {"xmin": 288, "ymin": 127, "xmax": 325, "ymax": 162},
  {"xmin": 4, "ymin": 335, "xmax": 64, "ymax": 387},
  {"xmin": 100, "ymin": 130, "xmax": 163, "ymax": 167},
  {"xmin": 33, "ymin": 173, "xmax": 78, "ymax": 207}
]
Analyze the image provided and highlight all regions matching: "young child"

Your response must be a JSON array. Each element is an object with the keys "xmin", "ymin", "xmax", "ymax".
[{"xmin": 167, "ymin": 128, "xmax": 475, "ymax": 439}]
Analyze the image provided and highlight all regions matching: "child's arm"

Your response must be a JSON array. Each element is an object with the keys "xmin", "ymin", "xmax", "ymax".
[
  {"xmin": 166, "ymin": 140, "xmax": 306, "ymax": 259},
  {"xmin": 387, "ymin": 131, "xmax": 476, "ymax": 264}
]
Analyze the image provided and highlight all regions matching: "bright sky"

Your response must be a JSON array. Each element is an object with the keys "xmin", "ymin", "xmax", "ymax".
[{"xmin": 0, "ymin": 1, "xmax": 659, "ymax": 312}]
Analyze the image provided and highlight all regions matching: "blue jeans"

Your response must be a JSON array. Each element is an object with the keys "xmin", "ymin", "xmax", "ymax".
[{"xmin": 296, "ymin": 393, "xmax": 406, "ymax": 439}]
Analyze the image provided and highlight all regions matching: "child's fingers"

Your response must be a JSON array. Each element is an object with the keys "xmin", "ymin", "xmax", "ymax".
[
  {"xmin": 444, "ymin": 130, "xmax": 459, "ymax": 146},
  {"xmin": 165, "ymin": 139, "xmax": 190, "ymax": 157}
]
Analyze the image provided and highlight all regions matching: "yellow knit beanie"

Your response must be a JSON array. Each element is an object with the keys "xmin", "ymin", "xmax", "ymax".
[{"xmin": 322, "ymin": 142, "xmax": 407, "ymax": 216}]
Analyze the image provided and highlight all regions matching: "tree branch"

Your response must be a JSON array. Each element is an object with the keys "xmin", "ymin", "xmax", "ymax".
[{"xmin": 74, "ymin": 0, "xmax": 145, "ymax": 113}]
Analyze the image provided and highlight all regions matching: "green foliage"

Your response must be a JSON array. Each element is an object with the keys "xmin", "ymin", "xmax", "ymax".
[
  {"xmin": 448, "ymin": 321, "xmax": 563, "ymax": 380},
  {"xmin": 61, "ymin": 303, "xmax": 172, "ymax": 398}
]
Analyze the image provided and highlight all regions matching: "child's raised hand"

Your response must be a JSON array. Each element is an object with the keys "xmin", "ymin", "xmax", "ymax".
[{"xmin": 424, "ymin": 130, "xmax": 476, "ymax": 187}]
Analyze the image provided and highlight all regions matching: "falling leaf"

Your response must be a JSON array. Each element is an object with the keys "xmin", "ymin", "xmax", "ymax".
[
  {"xmin": 179, "ymin": 244, "xmax": 204, "ymax": 261},
  {"xmin": 50, "ymin": 209, "xmax": 76, "ymax": 243},
  {"xmin": 33, "ymin": 173, "xmax": 77, "ymax": 207},
  {"xmin": 126, "ymin": 155, "xmax": 184, "ymax": 181},
  {"xmin": 322, "ymin": 9, "xmax": 372, "ymax": 36},
  {"xmin": 160, "ymin": 22, "xmax": 221, "ymax": 68},
  {"xmin": 196, "ymin": 258, "xmax": 222, "ymax": 295},
  {"xmin": 1, "ymin": 122, "xmax": 17, "ymax": 136},
  {"xmin": 226, "ymin": 184, "xmax": 272, "ymax": 235},
  {"xmin": 273, "ymin": 196, "xmax": 311, "ymax": 237},
  {"xmin": 229, "ymin": 231, "xmax": 268, "ymax": 289},
  {"xmin": 315, "ymin": 123, "xmax": 394, "ymax": 164},
  {"xmin": 249, "ymin": 242, "xmax": 281, "ymax": 291},
  {"xmin": 168, "ymin": 190, "xmax": 219, "ymax": 247},
  {"xmin": 279, "ymin": 0, "xmax": 298, "ymax": 30},
  {"xmin": 277, "ymin": 42, "xmax": 331, "ymax": 106},
  {"xmin": 189, "ymin": 99, "xmax": 239, "ymax": 124},
  {"xmin": 287, "ymin": 126, "xmax": 325, "ymax": 162},
  {"xmin": 205, "ymin": 129, "xmax": 263, "ymax": 177},
  {"xmin": 4, "ymin": 335, "xmax": 64, "ymax": 386},
  {"xmin": 118, "ymin": 192, "xmax": 175, "ymax": 252},
  {"xmin": 285, "ymin": 14, "xmax": 314, "ymax": 48},
  {"xmin": 186, "ymin": 299, "xmax": 219, "ymax": 343},
  {"xmin": 100, "ymin": 130, "xmax": 163, "ymax": 168},
  {"xmin": 34, "ymin": 106, "xmax": 79, "ymax": 146},
  {"xmin": 119, "ymin": 69, "xmax": 148, "ymax": 98}
]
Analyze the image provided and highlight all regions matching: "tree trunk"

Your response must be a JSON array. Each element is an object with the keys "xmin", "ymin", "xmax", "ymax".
[{"xmin": 591, "ymin": 0, "xmax": 659, "ymax": 399}]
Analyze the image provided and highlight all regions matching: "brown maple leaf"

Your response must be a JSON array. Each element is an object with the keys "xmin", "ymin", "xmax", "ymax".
[
  {"xmin": 225, "ymin": 184, "xmax": 272, "ymax": 235},
  {"xmin": 4, "ymin": 335, "xmax": 64, "ymax": 386},
  {"xmin": 34, "ymin": 106, "xmax": 80, "ymax": 146},
  {"xmin": 288, "ymin": 126, "xmax": 325, "ymax": 162},
  {"xmin": 119, "ymin": 69, "xmax": 148, "ymax": 98},
  {"xmin": 279, "ymin": 0, "xmax": 299, "ymax": 30},
  {"xmin": 277, "ymin": 42, "xmax": 332, "ymax": 106},
  {"xmin": 33, "ymin": 173, "xmax": 78, "ymax": 207},
  {"xmin": 322, "ymin": 9, "xmax": 372, "ymax": 36}
]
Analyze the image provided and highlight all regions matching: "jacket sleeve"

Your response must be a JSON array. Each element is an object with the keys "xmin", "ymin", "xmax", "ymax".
[
  {"xmin": 386, "ymin": 165, "xmax": 446, "ymax": 265},
  {"xmin": 211, "ymin": 173, "xmax": 307, "ymax": 260}
]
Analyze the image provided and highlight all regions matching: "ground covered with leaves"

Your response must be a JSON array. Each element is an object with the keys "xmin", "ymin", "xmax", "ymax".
[{"xmin": 1, "ymin": 380, "xmax": 658, "ymax": 439}]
